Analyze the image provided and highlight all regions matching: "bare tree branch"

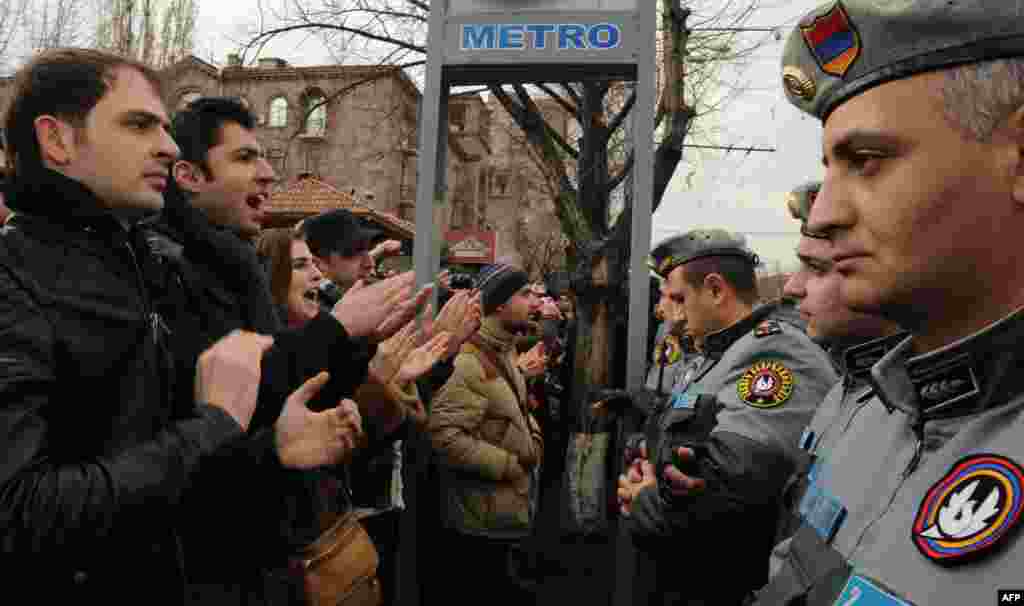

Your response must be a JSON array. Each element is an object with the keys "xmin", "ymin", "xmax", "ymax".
[
  {"xmin": 535, "ymin": 83, "xmax": 577, "ymax": 117},
  {"xmin": 606, "ymin": 87, "xmax": 637, "ymax": 137},
  {"xmin": 606, "ymin": 151, "xmax": 634, "ymax": 193}
]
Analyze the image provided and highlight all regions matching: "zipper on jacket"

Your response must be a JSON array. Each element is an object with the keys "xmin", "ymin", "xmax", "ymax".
[
  {"xmin": 123, "ymin": 236, "xmax": 172, "ymax": 341},
  {"xmin": 808, "ymin": 372, "xmax": 857, "ymax": 456},
  {"xmin": 901, "ymin": 417, "xmax": 926, "ymax": 479},
  {"xmin": 849, "ymin": 415, "xmax": 927, "ymax": 559}
]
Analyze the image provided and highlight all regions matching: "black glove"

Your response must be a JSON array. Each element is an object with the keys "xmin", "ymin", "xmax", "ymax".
[
  {"xmin": 591, "ymin": 387, "xmax": 663, "ymax": 417},
  {"xmin": 591, "ymin": 388, "xmax": 632, "ymax": 405}
]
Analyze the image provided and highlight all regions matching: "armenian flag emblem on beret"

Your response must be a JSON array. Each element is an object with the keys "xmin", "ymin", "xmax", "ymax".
[{"xmin": 800, "ymin": 2, "xmax": 861, "ymax": 78}]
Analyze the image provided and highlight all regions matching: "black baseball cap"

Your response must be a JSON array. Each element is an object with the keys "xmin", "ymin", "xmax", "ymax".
[{"xmin": 303, "ymin": 209, "xmax": 381, "ymax": 258}]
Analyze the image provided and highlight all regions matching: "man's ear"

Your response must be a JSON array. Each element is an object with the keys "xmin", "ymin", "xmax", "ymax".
[
  {"xmin": 33, "ymin": 115, "xmax": 76, "ymax": 167},
  {"xmin": 1010, "ymin": 105, "xmax": 1024, "ymax": 207},
  {"xmin": 173, "ymin": 160, "xmax": 206, "ymax": 195},
  {"xmin": 705, "ymin": 273, "xmax": 727, "ymax": 303}
]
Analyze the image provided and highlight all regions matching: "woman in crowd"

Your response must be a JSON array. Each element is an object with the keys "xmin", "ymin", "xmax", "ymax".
[{"xmin": 258, "ymin": 227, "xmax": 324, "ymax": 329}]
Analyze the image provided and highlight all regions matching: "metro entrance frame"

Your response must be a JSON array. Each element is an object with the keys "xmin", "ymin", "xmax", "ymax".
[{"xmin": 413, "ymin": 0, "xmax": 658, "ymax": 391}]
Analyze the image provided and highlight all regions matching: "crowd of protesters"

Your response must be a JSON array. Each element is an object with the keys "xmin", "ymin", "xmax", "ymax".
[{"xmin": 9, "ymin": 2, "xmax": 1024, "ymax": 601}]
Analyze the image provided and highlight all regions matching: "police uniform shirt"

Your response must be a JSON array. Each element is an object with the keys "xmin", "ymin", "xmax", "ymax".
[
  {"xmin": 801, "ymin": 332, "xmax": 909, "ymax": 463},
  {"xmin": 760, "ymin": 308, "xmax": 1024, "ymax": 606},
  {"xmin": 645, "ymin": 326, "xmax": 689, "ymax": 396},
  {"xmin": 630, "ymin": 302, "xmax": 837, "ymax": 535},
  {"xmin": 770, "ymin": 332, "xmax": 909, "ymax": 577},
  {"xmin": 765, "ymin": 0, "xmax": 1024, "ymax": 600}
]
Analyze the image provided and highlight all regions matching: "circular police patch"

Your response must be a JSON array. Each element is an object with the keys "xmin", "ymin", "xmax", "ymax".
[
  {"xmin": 737, "ymin": 361, "xmax": 794, "ymax": 408},
  {"xmin": 912, "ymin": 454, "xmax": 1024, "ymax": 565}
]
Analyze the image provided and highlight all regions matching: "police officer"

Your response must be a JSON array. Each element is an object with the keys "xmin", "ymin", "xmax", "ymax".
[
  {"xmin": 771, "ymin": 180, "xmax": 904, "ymax": 573},
  {"xmin": 617, "ymin": 228, "xmax": 837, "ymax": 605},
  {"xmin": 755, "ymin": 3, "xmax": 1024, "ymax": 604},
  {"xmin": 647, "ymin": 283, "xmax": 691, "ymax": 396}
]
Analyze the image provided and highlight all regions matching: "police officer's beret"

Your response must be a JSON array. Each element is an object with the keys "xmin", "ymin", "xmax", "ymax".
[
  {"xmin": 781, "ymin": 0, "xmax": 1024, "ymax": 121},
  {"xmin": 649, "ymin": 229, "xmax": 759, "ymax": 279},
  {"xmin": 786, "ymin": 181, "xmax": 821, "ymax": 225}
]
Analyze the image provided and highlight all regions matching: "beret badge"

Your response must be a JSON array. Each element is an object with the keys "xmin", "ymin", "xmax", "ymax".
[{"xmin": 783, "ymin": 66, "xmax": 817, "ymax": 101}]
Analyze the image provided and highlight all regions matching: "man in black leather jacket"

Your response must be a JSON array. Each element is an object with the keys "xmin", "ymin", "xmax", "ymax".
[
  {"xmin": 0, "ymin": 48, "xmax": 281, "ymax": 602},
  {"xmin": 0, "ymin": 51, "xmax": 425, "ymax": 604},
  {"xmin": 147, "ymin": 96, "xmax": 433, "ymax": 604}
]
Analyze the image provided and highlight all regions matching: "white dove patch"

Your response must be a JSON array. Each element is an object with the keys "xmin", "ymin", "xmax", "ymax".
[{"xmin": 911, "ymin": 454, "xmax": 1024, "ymax": 565}]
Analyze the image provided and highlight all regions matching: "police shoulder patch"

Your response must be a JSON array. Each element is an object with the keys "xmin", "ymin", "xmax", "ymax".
[
  {"xmin": 737, "ymin": 360, "xmax": 794, "ymax": 408},
  {"xmin": 912, "ymin": 453, "xmax": 1024, "ymax": 566},
  {"xmin": 754, "ymin": 320, "xmax": 782, "ymax": 338}
]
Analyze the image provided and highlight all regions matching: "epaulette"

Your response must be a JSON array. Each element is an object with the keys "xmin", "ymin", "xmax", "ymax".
[{"xmin": 754, "ymin": 319, "xmax": 782, "ymax": 338}]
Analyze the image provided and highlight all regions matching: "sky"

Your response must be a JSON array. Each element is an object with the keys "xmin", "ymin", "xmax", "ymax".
[{"xmin": 196, "ymin": 0, "xmax": 826, "ymax": 273}]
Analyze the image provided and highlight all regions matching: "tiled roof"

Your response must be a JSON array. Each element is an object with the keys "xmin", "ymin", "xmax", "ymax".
[{"xmin": 269, "ymin": 177, "xmax": 415, "ymax": 238}]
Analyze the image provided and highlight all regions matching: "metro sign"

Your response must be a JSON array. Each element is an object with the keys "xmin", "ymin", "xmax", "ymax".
[{"xmin": 461, "ymin": 22, "xmax": 622, "ymax": 51}]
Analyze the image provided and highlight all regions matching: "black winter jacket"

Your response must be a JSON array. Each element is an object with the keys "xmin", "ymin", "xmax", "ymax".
[
  {"xmin": 0, "ymin": 171, "xmax": 244, "ymax": 602},
  {"xmin": 144, "ymin": 190, "xmax": 379, "ymax": 604}
]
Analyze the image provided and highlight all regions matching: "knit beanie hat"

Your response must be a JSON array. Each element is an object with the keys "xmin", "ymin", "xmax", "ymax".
[{"xmin": 477, "ymin": 263, "xmax": 530, "ymax": 315}]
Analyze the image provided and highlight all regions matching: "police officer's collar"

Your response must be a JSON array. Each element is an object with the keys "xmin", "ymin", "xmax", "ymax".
[
  {"xmin": 870, "ymin": 306, "xmax": 1024, "ymax": 420},
  {"xmin": 839, "ymin": 331, "xmax": 910, "ymax": 381},
  {"xmin": 701, "ymin": 303, "xmax": 774, "ymax": 358}
]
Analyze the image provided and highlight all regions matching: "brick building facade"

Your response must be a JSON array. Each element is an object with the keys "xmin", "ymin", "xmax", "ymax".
[{"xmin": 0, "ymin": 54, "xmax": 565, "ymax": 267}]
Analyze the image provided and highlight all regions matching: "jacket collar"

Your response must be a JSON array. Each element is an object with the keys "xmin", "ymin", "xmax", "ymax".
[
  {"xmin": 477, "ymin": 316, "xmax": 517, "ymax": 354},
  {"xmin": 7, "ymin": 168, "xmax": 143, "ymax": 234},
  {"xmin": 701, "ymin": 303, "xmax": 774, "ymax": 358},
  {"xmin": 838, "ymin": 331, "xmax": 910, "ymax": 380},
  {"xmin": 870, "ymin": 306, "xmax": 1024, "ymax": 421}
]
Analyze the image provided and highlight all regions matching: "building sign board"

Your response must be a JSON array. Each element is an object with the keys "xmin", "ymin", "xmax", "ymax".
[
  {"xmin": 446, "ymin": 229, "xmax": 496, "ymax": 264},
  {"xmin": 445, "ymin": 12, "xmax": 636, "ymax": 64}
]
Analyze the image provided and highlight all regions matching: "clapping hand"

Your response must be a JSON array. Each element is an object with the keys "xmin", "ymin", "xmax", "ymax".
[
  {"xmin": 275, "ymin": 372, "xmax": 363, "ymax": 469},
  {"xmin": 333, "ymin": 271, "xmax": 433, "ymax": 343},
  {"xmin": 517, "ymin": 342, "xmax": 549, "ymax": 378},
  {"xmin": 368, "ymin": 320, "xmax": 420, "ymax": 386},
  {"xmin": 397, "ymin": 331, "xmax": 452, "ymax": 385},
  {"xmin": 422, "ymin": 289, "xmax": 482, "ymax": 359}
]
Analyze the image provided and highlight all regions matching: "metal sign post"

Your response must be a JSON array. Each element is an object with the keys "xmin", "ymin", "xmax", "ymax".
[
  {"xmin": 625, "ymin": 3, "xmax": 656, "ymax": 391},
  {"xmin": 414, "ymin": 0, "xmax": 657, "ymax": 388}
]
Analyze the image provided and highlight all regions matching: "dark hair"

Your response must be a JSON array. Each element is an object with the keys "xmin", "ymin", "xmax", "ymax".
[
  {"xmin": 303, "ymin": 208, "xmax": 376, "ymax": 259},
  {"xmin": 3, "ymin": 48, "xmax": 164, "ymax": 180},
  {"xmin": 256, "ymin": 227, "xmax": 301, "ymax": 310},
  {"xmin": 681, "ymin": 255, "xmax": 759, "ymax": 305},
  {"xmin": 170, "ymin": 96, "xmax": 255, "ymax": 176}
]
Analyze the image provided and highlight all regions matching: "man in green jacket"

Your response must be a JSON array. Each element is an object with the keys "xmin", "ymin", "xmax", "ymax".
[{"xmin": 428, "ymin": 263, "xmax": 544, "ymax": 603}]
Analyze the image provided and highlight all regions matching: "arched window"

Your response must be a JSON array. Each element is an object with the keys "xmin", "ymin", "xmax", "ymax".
[
  {"xmin": 269, "ymin": 96, "xmax": 288, "ymax": 128},
  {"xmin": 177, "ymin": 90, "xmax": 202, "ymax": 111},
  {"xmin": 304, "ymin": 92, "xmax": 327, "ymax": 136}
]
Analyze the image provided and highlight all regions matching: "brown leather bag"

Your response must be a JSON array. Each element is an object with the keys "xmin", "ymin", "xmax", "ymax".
[{"xmin": 300, "ymin": 509, "xmax": 382, "ymax": 606}]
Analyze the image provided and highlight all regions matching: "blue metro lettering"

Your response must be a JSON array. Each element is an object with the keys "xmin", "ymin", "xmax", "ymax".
[
  {"xmin": 525, "ymin": 24, "xmax": 556, "ymax": 49},
  {"xmin": 588, "ymin": 23, "xmax": 620, "ymax": 49},
  {"xmin": 462, "ymin": 24, "xmax": 496, "ymax": 50},
  {"xmin": 499, "ymin": 24, "xmax": 526, "ymax": 49},
  {"xmin": 460, "ymin": 23, "xmax": 623, "ymax": 51},
  {"xmin": 558, "ymin": 24, "xmax": 586, "ymax": 49}
]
